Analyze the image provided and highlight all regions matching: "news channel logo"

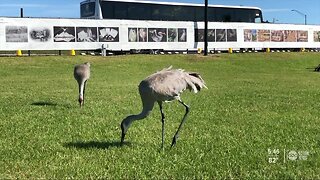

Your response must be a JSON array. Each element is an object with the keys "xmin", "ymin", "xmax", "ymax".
[{"xmin": 267, "ymin": 148, "xmax": 310, "ymax": 164}]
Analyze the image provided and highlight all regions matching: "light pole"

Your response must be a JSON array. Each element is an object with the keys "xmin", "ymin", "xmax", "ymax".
[
  {"xmin": 204, "ymin": 0, "xmax": 208, "ymax": 56},
  {"xmin": 291, "ymin": 9, "xmax": 307, "ymax": 25},
  {"xmin": 20, "ymin": 8, "xmax": 23, "ymax": 18}
]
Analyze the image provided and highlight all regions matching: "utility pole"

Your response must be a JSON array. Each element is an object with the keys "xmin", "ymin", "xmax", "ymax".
[
  {"xmin": 204, "ymin": 0, "xmax": 208, "ymax": 56},
  {"xmin": 20, "ymin": 8, "xmax": 23, "ymax": 18}
]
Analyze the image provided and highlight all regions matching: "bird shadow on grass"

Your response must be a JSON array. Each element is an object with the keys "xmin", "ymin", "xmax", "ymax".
[
  {"xmin": 63, "ymin": 140, "xmax": 131, "ymax": 150},
  {"xmin": 31, "ymin": 101, "xmax": 57, "ymax": 106}
]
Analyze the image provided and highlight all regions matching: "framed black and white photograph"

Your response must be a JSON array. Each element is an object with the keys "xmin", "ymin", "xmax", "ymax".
[
  {"xmin": 128, "ymin": 28, "xmax": 138, "ymax": 42},
  {"xmin": 138, "ymin": 28, "xmax": 147, "ymax": 42},
  {"xmin": 178, "ymin": 28, "xmax": 187, "ymax": 42},
  {"xmin": 29, "ymin": 27, "xmax": 51, "ymax": 42},
  {"xmin": 216, "ymin": 29, "xmax": 226, "ymax": 42},
  {"xmin": 195, "ymin": 29, "xmax": 204, "ymax": 42},
  {"xmin": 227, "ymin": 29, "xmax": 237, "ymax": 42},
  {"xmin": 6, "ymin": 26, "xmax": 28, "ymax": 43},
  {"xmin": 53, "ymin": 26, "xmax": 75, "ymax": 42},
  {"xmin": 207, "ymin": 29, "xmax": 215, "ymax": 42},
  {"xmin": 195, "ymin": 29, "xmax": 214, "ymax": 42},
  {"xmin": 148, "ymin": 28, "xmax": 167, "ymax": 42},
  {"xmin": 98, "ymin": 27, "xmax": 119, "ymax": 42},
  {"xmin": 168, "ymin": 28, "xmax": 178, "ymax": 42},
  {"xmin": 76, "ymin": 27, "xmax": 98, "ymax": 42}
]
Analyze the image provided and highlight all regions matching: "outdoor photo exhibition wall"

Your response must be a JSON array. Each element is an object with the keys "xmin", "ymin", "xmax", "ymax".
[{"xmin": 0, "ymin": 17, "xmax": 319, "ymax": 51}]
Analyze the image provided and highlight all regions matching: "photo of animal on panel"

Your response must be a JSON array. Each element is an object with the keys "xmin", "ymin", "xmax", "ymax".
[
  {"xmin": 29, "ymin": 27, "xmax": 51, "ymax": 42},
  {"xmin": 297, "ymin": 30, "xmax": 308, "ymax": 42},
  {"xmin": 128, "ymin": 28, "xmax": 138, "ymax": 42},
  {"xmin": 271, "ymin": 30, "xmax": 284, "ymax": 42},
  {"xmin": 138, "ymin": 28, "xmax": 147, "ymax": 42},
  {"xmin": 314, "ymin": 31, "xmax": 320, "ymax": 42},
  {"xmin": 195, "ymin": 29, "xmax": 204, "ymax": 42},
  {"xmin": 76, "ymin": 27, "xmax": 98, "ymax": 42},
  {"xmin": 98, "ymin": 27, "xmax": 119, "ymax": 42},
  {"xmin": 284, "ymin": 30, "xmax": 297, "ymax": 42},
  {"xmin": 227, "ymin": 29, "xmax": 237, "ymax": 42},
  {"xmin": 216, "ymin": 29, "xmax": 226, "ymax": 42},
  {"xmin": 6, "ymin": 26, "xmax": 28, "ymax": 43},
  {"xmin": 178, "ymin": 28, "xmax": 187, "ymax": 42},
  {"xmin": 195, "ymin": 29, "xmax": 214, "ymax": 42},
  {"xmin": 148, "ymin": 28, "xmax": 167, "ymax": 42},
  {"xmin": 258, "ymin": 30, "xmax": 270, "ymax": 42},
  {"xmin": 53, "ymin": 26, "xmax": 75, "ymax": 42},
  {"xmin": 207, "ymin": 29, "xmax": 215, "ymax": 42},
  {"xmin": 168, "ymin": 28, "xmax": 178, "ymax": 42},
  {"xmin": 244, "ymin": 29, "xmax": 257, "ymax": 42}
]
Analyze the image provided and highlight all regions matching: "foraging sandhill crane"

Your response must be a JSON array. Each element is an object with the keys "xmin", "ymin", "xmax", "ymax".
[
  {"xmin": 120, "ymin": 66, "xmax": 207, "ymax": 148},
  {"xmin": 74, "ymin": 62, "xmax": 90, "ymax": 107}
]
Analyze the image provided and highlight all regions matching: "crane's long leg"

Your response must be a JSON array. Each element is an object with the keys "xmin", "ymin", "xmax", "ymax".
[
  {"xmin": 83, "ymin": 80, "xmax": 87, "ymax": 106},
  {"xmin": 158, "ymin": 102, "xmax": 165, "ymax": 150},
  {"xmin": 171, "ymin": 98, "xmax": 190, "ymax": 147},
  {"xmin": 78, "ymin": 82, "xmax": 82, "ymax": 107}
]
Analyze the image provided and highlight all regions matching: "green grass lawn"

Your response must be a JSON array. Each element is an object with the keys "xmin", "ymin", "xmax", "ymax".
[{"xmin": 1, "ymin": 53, "xmax": 320, "ymax": 179}]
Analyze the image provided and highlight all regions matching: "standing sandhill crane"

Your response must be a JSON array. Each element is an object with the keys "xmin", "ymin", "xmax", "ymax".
[
  {"xmin": 74, "ymin": 62, "xmax": 90, "ymax": 107},
  {"xmin": 121, "ymin": 66, "xmax": 207, "ymax": 148}
]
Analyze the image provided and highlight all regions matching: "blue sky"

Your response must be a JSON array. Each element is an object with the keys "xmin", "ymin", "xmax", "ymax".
[{"xmin": 0, "ymin": 0, "xmax": 319, "ymax": 25}]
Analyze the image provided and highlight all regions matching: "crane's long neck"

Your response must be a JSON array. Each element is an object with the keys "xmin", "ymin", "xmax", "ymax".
[
  {"xmin": 121, "ymin": 100, "xmax": 154, "ymax": 144},
  {"xmin": 121, "ymin": 110, "xmax": 151, "ymax": 133}
]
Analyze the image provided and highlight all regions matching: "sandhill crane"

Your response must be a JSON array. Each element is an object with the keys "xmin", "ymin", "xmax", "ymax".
[
  {"xmin": 74, "ymin": 62, "xmax": 90, "ymax": 107},
  {"xmin": 120, "ymin": 66, "xmax": 207, "ymax": 148}
]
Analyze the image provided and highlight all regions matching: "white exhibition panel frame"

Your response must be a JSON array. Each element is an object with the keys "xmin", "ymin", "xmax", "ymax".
[
  {"xmin": 0, "ymin": 17, "xmax": 194, "ymax": 51},
  {"xmin": 0, "ymin": 17, "xmax": 319, "ymax": 51},
  {"xmin": 195, "ymin": 22, "xmax": 320, "ymax": 49}
]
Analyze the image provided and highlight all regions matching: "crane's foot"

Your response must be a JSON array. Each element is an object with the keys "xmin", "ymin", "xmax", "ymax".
[
  {"xmin": 120, "ymin": 121, "xmax": 127, "ymax": 146},
  {"xmin": 171, "ymin": 135, "xmax": 178, "ymax": 148},
  {"xmin": 120, "ymin": 128, "xmax": 126, "ymax": 146},
  {"xmin": 160, "ymin": 142, "xmax": 165, "ymax": 151}
]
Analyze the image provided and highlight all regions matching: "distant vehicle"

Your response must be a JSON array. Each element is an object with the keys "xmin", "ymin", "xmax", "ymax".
[
  {"xmin": 0, "ymin": 1, "xmax": 318, "ymax": 53},
  {"xmin": 80, "ymin": 0, "xmax": 263, "ymax": 23}
]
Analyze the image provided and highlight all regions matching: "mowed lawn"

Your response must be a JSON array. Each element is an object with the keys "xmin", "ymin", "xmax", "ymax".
[{"xmin": 0, "ymin": 53, "xmax": 320, "ymax": 179}]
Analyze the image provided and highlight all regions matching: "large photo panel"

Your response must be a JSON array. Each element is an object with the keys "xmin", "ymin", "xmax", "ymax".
[
  {"xmin": 148, "ymin": 28, "xmax": 167, "ymax": 42},
  {"xmin": 99, "ymin": 27, "xmax": 119, "ymax": 42},
  {"xmin": 76, "ymin": 27, "xmax": 98, "ymax": 42},
  {"xmin": 53, "ymin": 26, "xmax": 75, "ymax": 42},
  {"xmin": 6, "ymin": 26, "xmax": 28, "ymax": 43}
]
